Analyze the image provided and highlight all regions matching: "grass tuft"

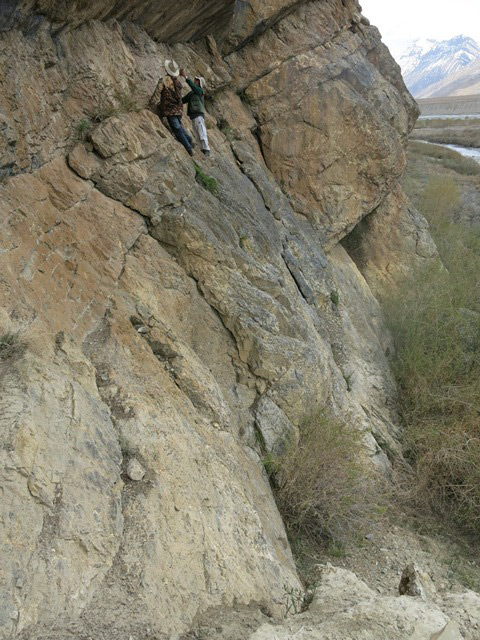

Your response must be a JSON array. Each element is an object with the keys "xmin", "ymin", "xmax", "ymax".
[
  {"xmin": 74, "ymin": 117, "xmax": 93, "ymax": 140},
  {"xmin": 91, "ymin": 87, "xmax": 140, "ymax": 123},
  {"xmin": 194, "ymin": 163, "xmax": 219, "ymax": 196},
  {"xmin": 0, "ymin": 332, "xmax": 26, "ymax": 362}
]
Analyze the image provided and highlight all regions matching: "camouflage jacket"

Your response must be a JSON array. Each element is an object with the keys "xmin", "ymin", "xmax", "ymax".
[{"xmin": 149, "ymin": 75, "xmax": 184, "ymax": 117}]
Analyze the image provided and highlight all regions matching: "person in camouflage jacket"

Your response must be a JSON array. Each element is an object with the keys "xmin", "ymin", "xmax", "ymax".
[{"xmin": 149, "ymin": 59, "xmax": 194, "ymax": 155}]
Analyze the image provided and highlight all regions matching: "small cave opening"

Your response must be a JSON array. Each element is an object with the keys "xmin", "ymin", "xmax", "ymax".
[{"xmin": 340, "ymin": 212, "xmax": 375, "ymax": 276}]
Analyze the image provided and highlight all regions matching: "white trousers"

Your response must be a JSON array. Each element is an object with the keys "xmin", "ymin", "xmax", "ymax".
[{"xmin": 192, "ymin": 115, "xmax": 210, "ymax": 151}]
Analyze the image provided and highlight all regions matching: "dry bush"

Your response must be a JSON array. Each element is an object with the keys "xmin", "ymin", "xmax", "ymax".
[
  {"xmin": 0, "ymin": 332, "xmax": 27, "ymax": 362},
  {"xmin": 420, "ymin": 174, "xmax": 459, "ymax": 219},
  {"xmin": 273, "ymin": 412, "xmax": 377, "ymax": 546},
  {"xmin": 385, "ymin": 175, "xmax": 480, "ymax": 537}
]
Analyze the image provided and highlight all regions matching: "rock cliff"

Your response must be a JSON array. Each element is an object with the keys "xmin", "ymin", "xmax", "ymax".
[{"xmin": 0, "ymin": 1, "xmax": 439, "ymax": 638}]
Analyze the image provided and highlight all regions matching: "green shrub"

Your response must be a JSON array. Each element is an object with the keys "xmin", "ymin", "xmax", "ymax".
[
  {"xmin": 344, "ymin": 372, "xmax": 353, "ymax": 393},
  {"xmin": 273, "ymin": 412, "xmax": 375, "ymax": 546},
  {"xmin": 330, "ymin": 290, "xmax": 339, "ymax": 306},
  {"xmin": 262, "ymin": 451, "xmax": 281, "ymax": 478},
  {"xmin": 194, "ymin": 163, "xmax": 218, "ymax": 196},
  {"xmin": 385, "ymin": 177, "xmax": 480, "ymax": 536},
  {"xmin": 92, "ymin": 97, "xmax": 120, "ymax": 123},
  {"xmin": 74, "ymin": 117, "xmax": 93, "ymax": 140}
]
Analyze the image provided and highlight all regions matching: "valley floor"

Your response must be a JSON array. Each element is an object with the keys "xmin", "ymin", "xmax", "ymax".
[{"xmin": 412, "ymin": 115, "xmax": 480, "ymax": 149}]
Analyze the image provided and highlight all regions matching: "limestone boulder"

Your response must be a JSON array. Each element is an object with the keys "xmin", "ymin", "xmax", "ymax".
[{"xmin": 248, "ymin": 565, "xmax": 462, "ymax": 640}]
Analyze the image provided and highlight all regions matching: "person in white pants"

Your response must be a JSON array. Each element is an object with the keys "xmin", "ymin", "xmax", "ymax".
[{"xmin": 180, "ymin": 69, "xmax": 211, "ymax": 156}]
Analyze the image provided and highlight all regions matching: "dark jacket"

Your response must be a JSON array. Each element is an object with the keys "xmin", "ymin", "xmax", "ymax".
[
  {"xmin": 182, "ymin": 78, "xmax": 205, "ymax": 118},
  {"xmin": 149, "ymin": 75, "xmax": 184, "ymax": 117}
]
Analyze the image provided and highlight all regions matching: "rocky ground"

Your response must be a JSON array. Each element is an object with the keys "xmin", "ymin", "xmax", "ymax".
[{"xmin": 183, "ymin": 515, "xmax": 480, "ymax": 640}]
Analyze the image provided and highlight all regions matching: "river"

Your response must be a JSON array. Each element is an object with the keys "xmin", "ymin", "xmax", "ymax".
[
  {"xmin": 418, "ymin": 114, "xmax": 480, "ymax": 121},
  {"xmin": 442, "ymin": 144, "xmax": 480, "ymax": 164}
]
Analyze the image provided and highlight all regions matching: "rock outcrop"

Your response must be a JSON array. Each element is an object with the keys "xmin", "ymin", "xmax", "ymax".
[
  {"xmin": 0, "ymin": 1, "xmax": 439, "ymax": 638},
  {"xmin": 0, "ymin": 0, "xmax": 234, "ymax": 41},
  {"xmin": 248, "ymin": 565, "xmax": 474, "ymax": 640}
]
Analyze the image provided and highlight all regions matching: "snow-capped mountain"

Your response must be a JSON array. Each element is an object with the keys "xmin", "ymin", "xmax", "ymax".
[
  {"xmin": 421, "ymin": 57, "xmax": 480, "ymax": 98},
  {"xmin": 399, "ymin": 38, "xmax": 438, "ymax": 77},
  {"xmin": 400, "ymin": 35, "xmax": 480, "ymax": 97}
]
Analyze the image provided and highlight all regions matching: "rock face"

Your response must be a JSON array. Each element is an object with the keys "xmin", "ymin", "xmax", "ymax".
[
  {"xmin": 0, "ymin": 0, "xmax": 235, "ymax": 41},
  {"xmin": 0, "ymin": 0, "xmax": 436, "ymax": 637}
]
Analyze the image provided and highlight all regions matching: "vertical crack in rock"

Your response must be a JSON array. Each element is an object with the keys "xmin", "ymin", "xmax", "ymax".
[{"xmin": 280, "ymin": 244, "xmax": 315, "ymax": 306}]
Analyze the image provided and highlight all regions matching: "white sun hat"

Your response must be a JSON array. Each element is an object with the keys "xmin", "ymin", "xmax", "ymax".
[
  {"xmin": 195, "ymin": 76, "xmax": 206, "ymax": 90},
  {"xmin": 165, "ymin": 59, "xmax": 180, "ymax": 77}
]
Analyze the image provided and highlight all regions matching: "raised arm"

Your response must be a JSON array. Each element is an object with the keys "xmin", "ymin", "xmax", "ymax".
[
  {"xmin": 186, "ymin": 78, "xmax": 203, "ymax": 96},
  {"xmin": 180, "ymin": 68, "xmax": 204, "ymax": 96}
]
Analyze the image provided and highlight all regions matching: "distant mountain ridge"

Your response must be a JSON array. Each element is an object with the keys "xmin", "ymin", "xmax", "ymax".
[
  {"xmin": 421, "ymin": 57, "xmax": 480, "ymax": 98},
  {"xmin": 400, "ymin": 35, "xmax": 480, "ymax": 97}
]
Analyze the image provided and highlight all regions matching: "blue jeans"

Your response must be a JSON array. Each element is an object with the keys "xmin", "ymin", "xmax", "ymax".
[{"xmin": 167, "ymin": 116, "xmax": 193, "ymax": 152}]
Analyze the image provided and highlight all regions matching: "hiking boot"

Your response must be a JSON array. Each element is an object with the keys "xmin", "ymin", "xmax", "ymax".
[
  {"xmin": 202, "ymin": 149, "xmax": 211, "ymax": 156},
  {"xmin": 187, "ymin": 148, "xmax": 194, "ymax": 156}
]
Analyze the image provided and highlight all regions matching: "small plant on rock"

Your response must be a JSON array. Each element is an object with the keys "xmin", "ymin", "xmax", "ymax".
[
  {"xmin": 0, "ymin": 332, "xmax": 26, "ymax": 362},
  {"xmin": 282, "ymin": 580, "xmax": 319, "ymax": 616},
  {"xmin": 92, "ymin": 97, "xmax": 119, "ymax": 123},
  {"xmin": 221, "ymin": 124, "xmax": 234, "ymax": 141},
  {"xmin": 194, "ymin": 163, "xmax": 219, "ymax": 196},
  {"xmin": 330, "ymin": 290, "xmax": 339, "ymax": 306},
  {"xmin": 91, "ymin": 85, "xmax": 140, "ymax": 123},
  {"xmin": 0, "ymin": 171, "xmax": 10, "ymax": 185},
  {"xmin": 74, "ymin": 117, "xmax": 93, "ymax": 140},
  {"xmin": 261, "ymin": 451, "xmax": 281, "ymax": 479},
  {"xmin": 113, "ymin": 88, "xmax": 140, "ymax": 113},
  {"xmin": 239, "ymin": 89, "xmax": 254, "ymax": 106},
  {"xmin": 282, "ymin": 583, "xmax": 305, "ymax": 615},
  {"xmin": 344, "ymin": 372, "xmax": 353, "ymax": 392}
]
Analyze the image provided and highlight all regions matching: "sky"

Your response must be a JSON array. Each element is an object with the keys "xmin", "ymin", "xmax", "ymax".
[{"xmin": 360, "ymin": 0, "xmax": 480, "ymax": 61}]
